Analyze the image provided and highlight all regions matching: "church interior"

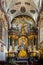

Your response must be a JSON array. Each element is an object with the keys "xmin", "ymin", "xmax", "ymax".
[{"xmin": 0, "ymin": 0, "xmax": 43, "ymax": 65}]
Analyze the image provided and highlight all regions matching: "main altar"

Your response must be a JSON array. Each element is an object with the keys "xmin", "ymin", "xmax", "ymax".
[{"xmin": 6, "ymin": 16, "xmax": 38, "ymax": 65}]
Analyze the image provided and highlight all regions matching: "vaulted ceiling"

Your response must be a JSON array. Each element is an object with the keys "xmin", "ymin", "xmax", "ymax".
[{"xmin": 0, "ymin": 0, "xmax": 42, "ymax": 23}]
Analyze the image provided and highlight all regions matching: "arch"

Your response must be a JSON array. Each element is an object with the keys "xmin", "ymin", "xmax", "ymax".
[{"xmin": 11, "ymin": 15, "xmax": 35, "ymax": 24}]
